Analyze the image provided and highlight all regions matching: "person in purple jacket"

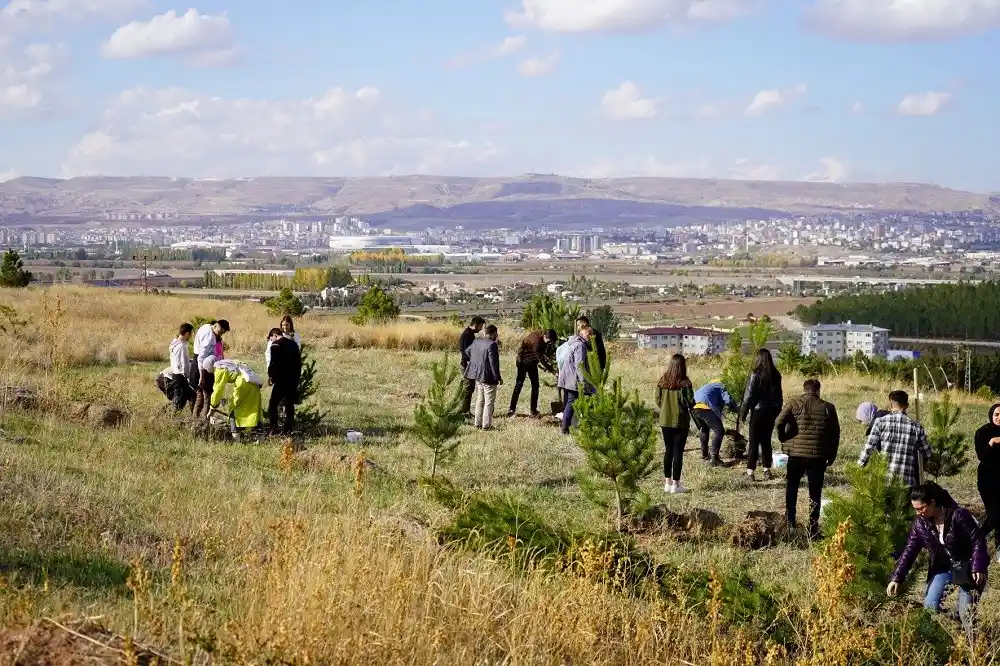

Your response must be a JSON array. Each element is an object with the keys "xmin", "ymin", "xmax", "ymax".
[{"xmin": 887, "ymin": 482, "xmax": 988, "ymax": 626}]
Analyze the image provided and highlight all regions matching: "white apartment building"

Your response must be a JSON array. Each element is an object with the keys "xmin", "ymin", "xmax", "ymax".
[
  {"xmin": 801, "ymin": 322, "xmax": 890, "ymax": 360},
  {"xmin": 636, "ymin": 327, "xmax": 727, "ymax": 356}
]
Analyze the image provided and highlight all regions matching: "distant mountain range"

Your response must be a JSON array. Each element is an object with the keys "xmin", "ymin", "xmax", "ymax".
[{"xmin": 1, "ymin": 175, "xmax": 996, "ymax": 226}]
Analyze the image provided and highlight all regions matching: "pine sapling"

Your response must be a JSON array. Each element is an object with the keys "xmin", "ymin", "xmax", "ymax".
[
  {"xmin": 413, "ymin": 356, "xmax": 466, "ymax": 479},
  {"xmin": 573, "ymin": 374, "xmax": 658, "ymax": 532},
  {"xmin": 925, "ymin": 392, "xmax": 969, "ymax": 479},
  {"xmin": 821, "ymin": 456, "xmax": 912, "ymax": 607}
]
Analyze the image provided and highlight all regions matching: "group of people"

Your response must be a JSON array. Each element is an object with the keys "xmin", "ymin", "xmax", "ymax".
[
  {"xmin": 457, "ymin": 318, "xmax": 1000, "ymax": 623},
  {"xmin": 657, "ymin": 347, "xmax": 1000, "ymax": 625},
  {"xmin": 156, "ymin": 316, "xmax": 303, "ymax": 438},
  {"xmin": 457, "ymin": 315, "xmax": 607, "ymax": 431}
]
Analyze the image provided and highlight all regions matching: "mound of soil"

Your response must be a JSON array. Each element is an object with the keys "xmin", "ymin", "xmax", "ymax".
[
  {"xmin": 66, "ymin": 403, "xmax": 128, "ymax": 428},
  {"xmin": 0, "ymin": 618, "xmax": 164, "ymax": 666},
  {"xmin": 0, "ymin": 386, "xmax": 38, "ymax": 411},
  {"xmin": 731, "ymin": 510, "xmax": 787, "ymax": 551},
  {"xmin": 625, "ymin": 506, "xmax": 725, "ymax": 537}
]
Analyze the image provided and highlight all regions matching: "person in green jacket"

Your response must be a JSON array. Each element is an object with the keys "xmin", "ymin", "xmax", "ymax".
[{"xmin": 656, "ymin": 353, "xmax": 696, "ymax": 494}]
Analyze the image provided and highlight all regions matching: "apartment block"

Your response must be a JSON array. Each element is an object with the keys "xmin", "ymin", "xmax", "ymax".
[
  {"xmin": 636, "ymin": 327, "xmax": 728, "ymax": 356},
  {"xmin": 801, "ymin": 322, "xmax": 890, "ymax": 360}
]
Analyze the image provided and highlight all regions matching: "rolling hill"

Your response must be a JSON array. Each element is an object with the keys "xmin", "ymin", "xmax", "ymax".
[{"xmin": 0, "ymin": 174, "xmax": 995, "ymax": 224}]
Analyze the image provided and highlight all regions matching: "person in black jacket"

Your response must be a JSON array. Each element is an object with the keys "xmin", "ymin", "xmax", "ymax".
[
  {"xmin": 739, "ymin": 348, "xmax": 783, "ymax": 481},
  {"xmin": 575, "ymin": 315, "xmax": 607, "ymax": 371},
  {"xmin": 267, "ymin": 328, "xmax": 302, "ymax": 436},
  {"xmin": 459, "ymin": 316, "xmax": 486, "ymax": 417},
  {"xmin": 975, "ymin": 403, "xmax": 1000, "ymax": 549}
]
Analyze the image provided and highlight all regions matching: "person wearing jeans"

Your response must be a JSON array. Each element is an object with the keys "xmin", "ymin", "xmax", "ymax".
[
  {"xmin": 888, "ymin": 482, "xmax": 988, "ymax": 630},
  {"xmin": 691, "ymin": 380, "xmax": 740, "ymax": 466},
  {"xmin": 557, "ymin": 326, "xmax": 592, "ymax": 434},
  {"xmin": 458, "ymin": 316, "xmax": 485, "ymax": 417},
  {"xmin": 464, "ymin": 324, "xmax": 502, "ymax": 430},
  {"xmin": 739, "ymin": 349, "xmax": 783, "ymax": 481},
  {"xmin": 508, "ymin": 329, "xmax": 557, "ymax": 417},
  {"xmin": 656, "ymin": 353, "xmax": 695, "ymax": 494},
  {"xmin": 776, "ymin": 378, "xmax": 840, "ymax": 538}
]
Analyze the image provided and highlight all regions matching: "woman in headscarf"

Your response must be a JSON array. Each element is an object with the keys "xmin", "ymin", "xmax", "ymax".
[
  {"xmin": 974, "ymin": 403, "xmax": 1000, "ymax": 549},
  {"xmin": 856, "ymin": 401, "xmax": 889, "ymax": 438}
]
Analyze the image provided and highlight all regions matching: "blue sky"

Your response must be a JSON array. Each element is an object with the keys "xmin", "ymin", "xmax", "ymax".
[{"xmin": 1, "ymin": 0, "xmax": 998, "ymax": 190}]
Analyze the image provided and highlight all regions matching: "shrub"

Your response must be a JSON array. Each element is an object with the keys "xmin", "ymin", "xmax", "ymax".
[
  {"xmin": 976, "ymin": 385, "xmax": 995, "ymax": 401},
  {"xmin": 520, "ymin": 293, "xmax": 579, "ymax": 339},
  {"xmin": 821, "ymin": 457, "xmax": 911, "ymax": 607},
  {"xmin": 413, "ymin": 356, "xmax": 466, "ymax": 479},
  {"xmin": 584, "ymin": 305, "xmax": 621, "ymax": 341},
  {"xmin": 0, "ymin": 249, "xmax": 32, "ymax": 287},
  {"xmin": 351, "ymin": 285, "xmax": 400, "ymax": 325},
  {"xmin": 264, "ymin": 287, "xmax": 305, "ymax": 317},
  {"xmin": 924, "ymin": 392, "xmax": 969, "ymax": 479},
  {"xmin": 293, "ymin": 345, "xmax": 326, "ymax": 434},
  {"xmin": 777, "ymin": 341, "xmax": 804, "ymax": 374}
]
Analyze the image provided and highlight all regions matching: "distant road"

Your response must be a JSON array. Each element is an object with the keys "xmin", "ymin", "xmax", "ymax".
[{"xmin": 892, "ymin": 337, "xmax": 1000, "ymax": 349}]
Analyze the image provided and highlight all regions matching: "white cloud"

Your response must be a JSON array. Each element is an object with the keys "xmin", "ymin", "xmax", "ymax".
[
  {"xmin": 745, "ymin": 83, "xmax": 807, "ymax": 116},
  {"xmin": 101, "ymin": 9, "xmax": 236, "ymax": 65},
  {"xmin": 729, "ymin": 157, "xmax": 781, "ymax": 180},
  {"xmin": 0, "ymin": 167, "xmax": 19, "ymax": 182},
  {"xmin": 61, "ymin": 86, "xmax": 499, "ymax": 177},
  {"xmin": 804, "ymin": 156, "xmax": 848, "ymax": 183},
  {"xmin": 0, "ymin": 41, "xmax": 66, "ymax": 116},
  {"xmin": 0, "ymin": 0, "xmax": 144, "ymax": 34},
  {"xmin": 517, "ymin": 50, "xmax": 561, "ymax": 76},
  {"xmin": 601, "ymin": 82, "xmax": 659, "ymax": 120},
  {"xmin": 804, "ymin": 0, "xmax": 1000, "ymax": 41},
  {"xmin": 506, "ymin": 0, "xmax": 756, "ymax": 32},
  {"xmin": 897, "ymin": 91, "xmax": 951, "ymax": 116},
  {"xmin": 447, "ymin": 35, "xmax": 527, "ymax": 67}
]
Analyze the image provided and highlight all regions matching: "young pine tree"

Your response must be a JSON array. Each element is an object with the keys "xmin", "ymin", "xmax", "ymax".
[
  {"xmin": 822, "ymin": 456, "xmax": 912, "ymax": 607},
  {"xmin": 574, "ymin": 352, "xmax": 657, "ymax": 532},
  {"xmin": 413, "ymin": 356, "xmax": 466, "ymax": 479},
  {"xmin": 925, "ymin": 392, "xmax": 969, "ymax": 479},
  {"xmin": 0, "ymin": 249, "xmax": 32, "ymax": 288},
  {"xmin": 293, "ymin": 345, "xmax": 327, "ymax": 434}
]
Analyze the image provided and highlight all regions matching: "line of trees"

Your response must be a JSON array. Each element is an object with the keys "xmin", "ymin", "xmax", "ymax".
[
  {"xmin": 201, "ymin": 266, "xmax": 352, "ymax": 291},
  {"xmin": 795, "ymin": 281, "xmax": 1000, "ymax": 339},
  {"xmin": 349, "ymin": 249, "xmax": 443, "ymax": 273}
]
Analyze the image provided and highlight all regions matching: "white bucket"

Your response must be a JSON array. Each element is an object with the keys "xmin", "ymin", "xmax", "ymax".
[
  {"xmin": 346, "ymin": 431, "xmax": 363, "ymax": 443},
  {"xmin": 772, "ymin": 453, "xmax": 789, "ymax": 469}
]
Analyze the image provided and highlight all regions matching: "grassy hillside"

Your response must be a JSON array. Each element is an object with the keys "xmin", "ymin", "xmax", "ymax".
[{"xmin": 0, "ymin": 287, "xmax": 997, "ymax": 664}]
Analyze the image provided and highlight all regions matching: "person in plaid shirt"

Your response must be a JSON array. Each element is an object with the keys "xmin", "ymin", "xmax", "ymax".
[{"xmin": 858, "ymin": 390, "xmax": 933, "ymax": 488}]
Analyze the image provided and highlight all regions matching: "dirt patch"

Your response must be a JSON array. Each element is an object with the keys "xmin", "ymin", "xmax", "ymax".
[
  {"xmin": 626, "ymin": 506, "xmax": 725, "ymax": 538},
  {"xmin": 731, "ymin": 510, "xmax": 787, "ymax": 551},
  {"xmin": 0, "ymin": 618, "xmax": 166, "ymax": 666}
]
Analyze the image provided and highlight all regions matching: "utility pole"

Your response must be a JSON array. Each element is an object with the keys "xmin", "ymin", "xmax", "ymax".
[
  {"xmin": 965, "ymin": 347, "xmax": 972, "ymax": 393},
  {"xmin": 132, "ymin": 251, "xmax": 159, "ymax": 295}
]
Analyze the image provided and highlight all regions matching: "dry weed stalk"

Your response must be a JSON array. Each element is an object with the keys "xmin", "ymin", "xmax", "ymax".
[
  {"xmin": 279, "ymin": 438, "xmax": 295, "ymax": 473},
  {"xmin": 796, "ymin": 519, "xmax": 877, "ymax": 666},
  {"xmin": 354, "ymin": 451, "xmax": 365, "ymax": 497}
]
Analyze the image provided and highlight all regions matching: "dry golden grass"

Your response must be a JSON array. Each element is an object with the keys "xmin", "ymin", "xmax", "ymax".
[{"xmin": 0, "ymin": 285, "xmax": 998, "ymax": 665}]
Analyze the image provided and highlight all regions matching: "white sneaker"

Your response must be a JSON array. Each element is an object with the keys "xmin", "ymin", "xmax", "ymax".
[
  {"xmin": 672, "ymin": 483, "xmax": 688, "ymax": 494},
  {"xmin": 746, "ymin": 469, "xmax": 755, "ymax": 479},
  {"xmin": 664, "ymin": 480, "xmax": 674, "ymax": 494}
]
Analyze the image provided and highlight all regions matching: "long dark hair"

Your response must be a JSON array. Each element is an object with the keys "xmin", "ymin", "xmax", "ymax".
[
  {"xmin": 280, "ymin": 315, "xmax": 295, "ymax": 332},
  {"xmin": 911, "ymin": 482, "xmax": 955, "ymax": 508},
  {"xmin": 658, "ymin": 354, "xmax": 691, "ymax": 390},
  {"xmin": 752, "ymin": 348, "xmax": 780, "ymax": 387}
]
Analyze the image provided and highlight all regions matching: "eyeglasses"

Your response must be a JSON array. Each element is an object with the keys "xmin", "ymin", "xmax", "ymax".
[{"xmin": 913, "ymin": 503, "xmax": 933, "ymax": 515}]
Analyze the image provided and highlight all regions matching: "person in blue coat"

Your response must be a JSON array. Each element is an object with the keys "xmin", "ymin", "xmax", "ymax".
[{"xmin": 692, "ymin": 379, "xmax": 740, "ymax": 467}]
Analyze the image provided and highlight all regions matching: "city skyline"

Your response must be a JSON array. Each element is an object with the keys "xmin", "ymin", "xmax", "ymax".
[{"xmin": 1, "ymin": 0, "xmax": 998, "ymax": 191}]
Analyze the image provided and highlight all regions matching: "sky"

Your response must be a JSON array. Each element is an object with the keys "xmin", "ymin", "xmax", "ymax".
[{"xmin": 1, "ymin": 0, "xmax": 999, "ymax": 191}]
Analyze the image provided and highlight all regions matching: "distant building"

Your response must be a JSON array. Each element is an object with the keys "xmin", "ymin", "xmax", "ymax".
[
  {"xmin": 801, "ymin": 322, "xmax": 890, "ymax": 360},
  {"xmin": 636, "ymin": 327, "xmax": 727, "ymax": 356}
]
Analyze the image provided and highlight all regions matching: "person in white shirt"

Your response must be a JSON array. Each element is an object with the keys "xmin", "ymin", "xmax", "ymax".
[
  {"xmin": 192, "ymin": 319, "xmax": 230, "ymax": 417},
  {"xmin": 264, "ymin": 315, "xmax": 302, "ymax": 370}
]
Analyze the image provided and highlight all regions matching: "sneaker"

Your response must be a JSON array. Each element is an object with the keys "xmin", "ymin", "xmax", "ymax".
[
  {"xmin": 762, "ymin": 468, "xmax": 772, "ymax": 481},
  {"xmin": 664, "ymin": 480, "xmax": 674, "ymax": 494},
  {"xmin": 506, "ymin": 410, "xmax": 515, "ymax": 418},
  {"xmin": 672, "ymin": 483, "xmax": 688, "ymax": 494},
  {"xmin": 710, "ymin": 457, "xmax": 722, "ymax": 468},
  {"xmin": 746, "ymin": 468, "xmax": 755, "ymax": 480}
]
